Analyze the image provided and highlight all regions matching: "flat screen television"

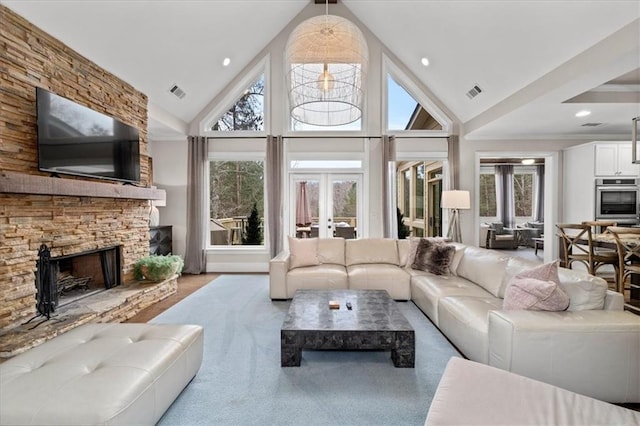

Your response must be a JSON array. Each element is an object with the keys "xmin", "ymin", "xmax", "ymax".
[{"xmin": 36, "ymin": 87, "xmax": 141, "ymax": 183}]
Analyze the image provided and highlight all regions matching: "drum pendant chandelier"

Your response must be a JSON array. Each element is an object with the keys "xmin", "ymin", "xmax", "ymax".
[{"xmin": 285, "ymin": 6, "xmax": 368, "ymax": 127}]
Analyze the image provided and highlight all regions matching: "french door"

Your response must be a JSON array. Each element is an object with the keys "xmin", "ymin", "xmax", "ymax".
[{"xmin": 290, "ymin": 173, "xmax": 362, "ymax": 239}]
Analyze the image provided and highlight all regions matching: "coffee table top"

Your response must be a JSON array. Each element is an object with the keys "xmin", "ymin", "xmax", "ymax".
[{"xmin": 282, "ymin": 289, "xmax": 413, "ymax": 332}]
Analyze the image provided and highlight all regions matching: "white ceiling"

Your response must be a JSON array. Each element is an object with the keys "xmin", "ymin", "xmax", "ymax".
[{"xmin": 3, "ymin": 0, "xmax": 640, "ymax": 141}]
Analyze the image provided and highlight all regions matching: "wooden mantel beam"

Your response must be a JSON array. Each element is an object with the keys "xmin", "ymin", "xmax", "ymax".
[{"xmin": 0, "ymin": 171, "xmax": 166, "ymax": 202}]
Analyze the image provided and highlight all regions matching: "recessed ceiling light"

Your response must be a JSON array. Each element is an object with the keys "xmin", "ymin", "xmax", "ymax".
[
  {"xmin": 222, "ymin": 57, "xmax": 231, "ymax": 67},
  {"xmin": 421, "ymin": 57, "xmax": 430, "ymax": 67},
  {"xmin": 575, "ymin": 110, "xmax": 591, "ymax": 117},
  {"xmin": 521, "ymin": 158, "xmax": 535, "ymax": 165}
]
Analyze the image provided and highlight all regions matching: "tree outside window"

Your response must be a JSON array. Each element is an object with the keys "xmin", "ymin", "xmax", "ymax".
[
  {"xmin": 211, "ymin": 76, "xmax": 264, "ymax": 131},
  {"xmin": 513, "ymin": 173, "xmax": 533, "ymax": 217},
  {"xmin": 210, "ymin": 160, "xmax": 264, "ymax": 245},
  {"xmin": 479, "ymin": 173, "xmax": 497, "ymax": 217}
]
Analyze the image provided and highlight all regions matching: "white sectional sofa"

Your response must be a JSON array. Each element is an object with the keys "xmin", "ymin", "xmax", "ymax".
[
  {"xmin": 425, "ymin": 357, "xmax": 640, "ymax": 425},
  {"xmin": 269, "ymin": 237, "xmax": 640, "ymax": 403}
]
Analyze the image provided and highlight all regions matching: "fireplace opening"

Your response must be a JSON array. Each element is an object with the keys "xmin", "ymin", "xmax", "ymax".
[{"xmin": 34, "ymin": 244, "xmax": 122, "ymax": 320}]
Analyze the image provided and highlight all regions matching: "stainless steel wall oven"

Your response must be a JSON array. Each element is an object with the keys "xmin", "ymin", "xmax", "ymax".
[{"xmin": 594, "ymin": 178, "xmax": 640, "ymax": 225}]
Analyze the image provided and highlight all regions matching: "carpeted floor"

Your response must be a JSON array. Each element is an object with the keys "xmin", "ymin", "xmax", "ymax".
[{"xmin": 151, "ymin": 275, "xmax": 461, "ymax": 426}]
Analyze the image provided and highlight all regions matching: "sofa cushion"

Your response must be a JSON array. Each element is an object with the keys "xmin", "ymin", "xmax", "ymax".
[
  {"xmin": 438, "ymin": 295, "xmax": 503, "ymax": 364},
  {"xmin": 347, "ymin": 264, "xmax": 410, "ymax": 300},
  {"xmin": 411, "ymin": 239, "xmax": 455, "ymax": 275},
  {"xmin": 286, "ymin": 264, "xmax": 348, "ymax": 298},
  {"xmin": 346, "ymin": 239, "xmax": 399, "ymax": 266},
  {"xmin": 397, "ymin": 239, "xmax": 410, "ymax": 267},
  {"xmin": 557, "ymin": 267, "xmax": 608, "ymax": 311},
  {"xmin": 410, "ymin": 273, "xmax": 492, "ymax": 326},
  {"xmin": 503, "ymin": 277, "xmax": 570, "ymax": 311},
  {"xmin": 456, "ymin": 246, "xmax": 509, "ymax": 297},
  {"xmin": 288, "ymin": 236, "xmax": 320, "ymax": 269},
  {"xmin": 317, "ymin": 238, "xmax": 346, "ymax": 265},
  {"xmin": 448, "ymin": 243, "xmax": 466, "ymax": 276}
]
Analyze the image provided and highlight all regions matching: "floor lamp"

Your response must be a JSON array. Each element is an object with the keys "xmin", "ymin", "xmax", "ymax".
[{"xmin": 442, "ymin": 190, "xmax": 470, "ymax": 243}]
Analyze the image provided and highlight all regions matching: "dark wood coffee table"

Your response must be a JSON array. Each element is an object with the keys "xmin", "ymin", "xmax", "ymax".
[{"xmin": 280, "ymin": 289, "xmax": 415, "ymax": 367}]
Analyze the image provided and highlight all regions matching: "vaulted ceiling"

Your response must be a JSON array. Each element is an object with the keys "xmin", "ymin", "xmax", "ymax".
[{"xmin": 3, "ymin": 0, "xmax": 639, "ymax": 141}]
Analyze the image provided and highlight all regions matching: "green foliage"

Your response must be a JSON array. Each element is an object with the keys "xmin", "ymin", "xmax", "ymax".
[
  {"xmin": 209, "ymin": 160, "xmax": 264, "ymax": 221},
  {"xmin": 397, "ymin": 207, "xmax": 410, "ymax": 239},
  {"xmin": 134, "ymin": 254, "xmax": 184, "ymax": 282},
  {"xmin": 243, "ymin": 202, "xmax": 263, "ymax": 245}
]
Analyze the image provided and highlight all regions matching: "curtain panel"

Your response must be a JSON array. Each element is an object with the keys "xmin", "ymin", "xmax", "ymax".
[
  {"xmin": 533, "ymin": 164, "xmax": 545, "ymax": 223},
  {"xmin": 495, "ymin": 165, "xmax": 515, "ymax": 228},
  {"xmin": 183, "ymin": 136, "xmax": 207, "ymax": 274},
  {"xmin": 266, "ymin": 135, "xmax": 283, "ymax": 258}
]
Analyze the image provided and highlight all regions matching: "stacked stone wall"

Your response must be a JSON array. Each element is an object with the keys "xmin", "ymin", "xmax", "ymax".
[{"xmin": 0, "ymin": 6, "xmax": 152, "ymax": 330}]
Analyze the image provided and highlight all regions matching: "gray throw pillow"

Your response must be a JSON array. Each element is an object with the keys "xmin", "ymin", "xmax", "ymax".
[{"xmin": 411, "ymin": 238, "xmax": 455, "ymax": 275}]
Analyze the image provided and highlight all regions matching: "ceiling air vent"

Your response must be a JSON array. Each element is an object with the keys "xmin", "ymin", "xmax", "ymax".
[
  {"xmin": 581, "ymin": 123, "xmax": 603, "ymax": 127},
  {"xmin": 169, "ymin": 84, "xmax": 186, "ymax": 99},
  {"xmin": 466, "ymin": 84, "xmax": 483, "ymax": 99}
]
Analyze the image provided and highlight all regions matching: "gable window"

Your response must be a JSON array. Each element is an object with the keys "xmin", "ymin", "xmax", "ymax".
[
  {"xmin": 210, "ymin": 75, "xmax": 265, "ymax": 132},
  {"xmin": 386, "ymin": 73, "xmax": 445, "ymax": 132}
]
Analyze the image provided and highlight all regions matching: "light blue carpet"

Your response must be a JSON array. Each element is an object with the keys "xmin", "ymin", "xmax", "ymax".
[{"xmin": 152, "ymin": 275, "xmax": 461, "ymax": 426}]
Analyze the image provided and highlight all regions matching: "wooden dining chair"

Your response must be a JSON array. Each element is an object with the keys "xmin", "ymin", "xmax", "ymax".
[
  {"xmin": 606, "ymin": 226, "xmax": 640, "ymax": 294},
  {"xmin": 581, "ymin": 220, "xmax": 617, "ymax": 235},
  {"xmin": 556, "ymin": 223, "xmax": 619, "ymax": 279},
  {"xmin": 581, "ymin": 220, "xmax": 619, "ymax": 279}
]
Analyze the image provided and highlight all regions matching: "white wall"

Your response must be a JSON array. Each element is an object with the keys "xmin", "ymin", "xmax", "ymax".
[{"xmin": 149, "ymin": 138, "xmax": 189, "ymax": 258}]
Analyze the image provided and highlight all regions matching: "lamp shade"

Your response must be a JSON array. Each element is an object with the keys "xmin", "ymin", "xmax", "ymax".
[
  {"xmin": 285, "ymin": 14, "xmax": 368, "ymax": 126},
  {"xmin": 441, "ymin": 190, "xmax": 470, "ymax": 209}
]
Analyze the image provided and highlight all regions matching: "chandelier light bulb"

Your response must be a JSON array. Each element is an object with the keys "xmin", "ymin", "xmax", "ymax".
[{"xmin": 317, "ymin": 64, "xmax": 335, "ymax": 92}]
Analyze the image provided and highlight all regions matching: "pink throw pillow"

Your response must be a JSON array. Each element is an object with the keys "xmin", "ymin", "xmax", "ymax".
[
  {"xmin": 503, "ymin": 261, "xmax": 569, "ymax": 311},
  {"xmin": 503, "ymin": 277, "xmax": 570, "ymax": 311}
]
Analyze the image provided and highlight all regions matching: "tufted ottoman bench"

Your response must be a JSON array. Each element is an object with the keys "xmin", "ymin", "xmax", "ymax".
[{"xmin": 0, "ymin": 323, "xmax": 204, "ymax": 425}]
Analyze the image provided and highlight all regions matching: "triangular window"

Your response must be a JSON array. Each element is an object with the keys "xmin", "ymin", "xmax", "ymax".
[
  {"xmin": 387, "ymin": 74, "xmax": 443, "ymax": 131},
  {"xmin": 211, "ymin": 75, "xmax": 265, "ymax": 131}
]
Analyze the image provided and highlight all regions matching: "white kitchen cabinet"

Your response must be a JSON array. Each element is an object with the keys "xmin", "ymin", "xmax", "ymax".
[{"xmin": 594, "ymin": 142, "xmax": 639, "ymax": 177}]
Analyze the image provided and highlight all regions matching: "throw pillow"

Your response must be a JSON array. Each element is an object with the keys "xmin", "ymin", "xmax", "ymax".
[
  {"xmin": 406, "ymin": 236, "xmax": 449, "ymax": 267},
  {"xmin": 503, "ymin": 276, "xmax": 570, "ymax": 311},
  {"xmin": 288, "ymin": 236, "xmax": 320, "ymax": 269},
  {"xmin": 411, "ymin": 239, "xmax": 455, "ymax": 275},
  {"xmin": 516, "ymin": 260, "xmax": 561, "ymax": 284}
]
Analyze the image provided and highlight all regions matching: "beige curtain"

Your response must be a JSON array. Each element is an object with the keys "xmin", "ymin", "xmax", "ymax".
[
  {"xmin": 382, "ymin": 135, "xmax": 397, "ymax": 238},
  {"xmin": 183, "ymin": 136, "xmax": 207, "ymax": 274},
  {"xmin": 267, "ymin": 135, "xmax": 283, "ymax": 258}
]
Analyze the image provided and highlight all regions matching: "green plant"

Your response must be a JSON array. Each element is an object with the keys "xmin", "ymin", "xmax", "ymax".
[
  {"xmin": 134, "ymin": 254, "xmax": 184, "ymax": 281},
  {"xmin": 242, "ymin": 202, "xmax": 263, "ymax": 245},
  {"xmin": 397, "ymin": 207, "xmax": 410, "ymax": 239}
]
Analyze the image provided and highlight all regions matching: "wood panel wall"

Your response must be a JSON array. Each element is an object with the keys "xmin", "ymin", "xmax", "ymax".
[{"xmin": 0, "ymin": 5, "xmax": 153, "ymax": 331}]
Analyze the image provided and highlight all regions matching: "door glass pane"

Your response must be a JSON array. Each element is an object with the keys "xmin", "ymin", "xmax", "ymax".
[
  {"xmin": 415, "ymin": 165, "xmax": 425, "ymax": 220},
  {"xmin": 333, "ymin": 179, "xmax": 357, "ymax": 239},
  {"xmin": 429, "ymin": 179, "xmax": 442, "ymax": 237},
  {"xmin": 294, "ymin": 180, "xmax": 320, "ymax": 238},
  {"xmin": 403, "ymin": 170, "xmax": 411, "ymax": 216}
]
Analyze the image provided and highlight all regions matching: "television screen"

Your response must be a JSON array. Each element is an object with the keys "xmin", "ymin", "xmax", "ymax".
[{"xmin": 36, "ymin": 87, "xmax": 141, "ymax": 183}]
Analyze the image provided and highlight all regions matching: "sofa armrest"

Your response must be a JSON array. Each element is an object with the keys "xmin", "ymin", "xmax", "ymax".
[
  {"xmin": 488, "ymin": 310, "xmax": 640, "ymax": 403},
  {"xmin": 604, "ymin": 289, "xmax": 624, "ymax": 310},
  {"xmin": 269, "ymin": 251, "xmax": 290, "ymax": 299}
]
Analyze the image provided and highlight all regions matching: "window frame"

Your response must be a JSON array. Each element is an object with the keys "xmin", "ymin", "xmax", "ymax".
[
  {"xmin": 201, "ymin": 55, "xmax": 270, "ymax": 138},
  {"xmin": 206, "ymin": 139, "xmax": 268, "ymax": 253}
]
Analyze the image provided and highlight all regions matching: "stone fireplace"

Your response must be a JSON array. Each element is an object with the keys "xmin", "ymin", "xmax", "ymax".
[
  {"xmin": 0, "ymin": 5, "xmax": 172, "ymax": 344},
  {"xmin": 34, "ymin": 244, "xmax": 122, "ymax": 320}
]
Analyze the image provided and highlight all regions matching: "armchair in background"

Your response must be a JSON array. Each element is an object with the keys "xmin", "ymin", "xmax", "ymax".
[
  {"xmin": 517, "ymin": 221, "xmax": 544, "ymax": 247},
  {"xmin": 485, "ymin": 222, "xmax": 519, "ymax": 249}
]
